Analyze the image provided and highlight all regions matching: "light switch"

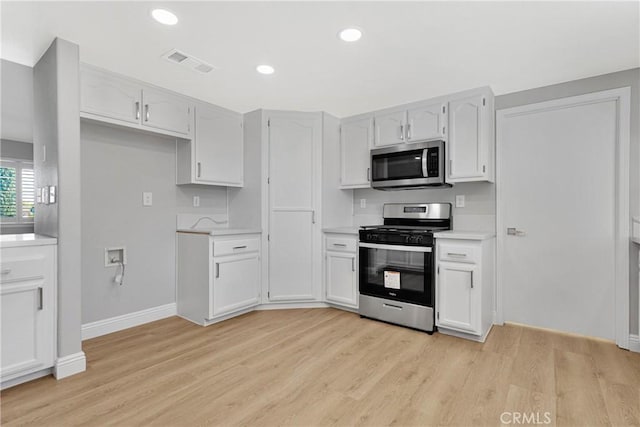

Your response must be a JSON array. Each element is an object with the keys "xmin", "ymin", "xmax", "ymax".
[
  {"xmin": 455, "ymin": 195, "xmax": 465, "ymax": 208},
  {"xmin": 193, "ymin": 196, "xmax": 200, "ymax": 207},
  {"xmin": 143, "ymin": 192, "xmax": 153, "ymax": 206},
  {"xmin": 360, "ymin": 199, "xmax": 367, "ymax": 209}
]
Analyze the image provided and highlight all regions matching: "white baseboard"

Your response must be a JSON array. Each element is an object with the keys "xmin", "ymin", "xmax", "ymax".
[
  {"xmin": 54, "ymin": 352, "xmax": 86, "ymax": 379},
  {"xmin": 255, "ymin": 302, "xmax": 330, "ymax": 310},
  {"xmin": 82, "ymin": 303, "xmax": 177, "ymax": 340},
  {"xmin": 630, "ymin": 334, "xmax": 640, "ymax": 353},
  {"xmin": 1, "ymin": 368, "xmax": 52, "ymax": 390}
]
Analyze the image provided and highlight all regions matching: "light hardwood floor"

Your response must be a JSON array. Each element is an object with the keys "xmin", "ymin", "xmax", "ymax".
[{"xmin": 2, "ymin": 308, "xmax": 639, "ymax": 426}]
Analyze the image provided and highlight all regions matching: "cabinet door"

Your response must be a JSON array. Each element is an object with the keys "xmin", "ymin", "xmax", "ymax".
[
  {"xmin": 142, "ymin": 88, "xmax": 192, "ymax": 136},
  {"xmin": 374, "ymin": 110, "xmax": 406, "ymax": 147},
  {"xmin": 406, "ymin": 102, "xmax": 447, "ymax": 143},
  {"xmin": 80, "ymin": 66, "xmax": 141, "ymax": 124},
  {"xmin": 340, "ymin": 116, "xmax": 372, "ymax": 188},
  {"xmin": 212, "ymin": 253, "xmax": 260, "ymax": 317},
  {"xmin": 194, "ymin": 105, "xmax": 243, "ymax": 186},
  {"xmin": 325, "ymin": 251, "xmax": 357, "ymax": 308},
  {"xmin": 1, "ymin": 281, "xmax": 54, "ymax": 380},
  {"xmin": 436, "ymin": 262, "xmax": 480, "ymax": 334},
  {"xmin": 448, "ymin": 94, "xmax": 487, "ymax": 181}
]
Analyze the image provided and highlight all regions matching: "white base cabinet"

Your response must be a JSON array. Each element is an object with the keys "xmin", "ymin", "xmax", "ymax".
[
  {"xmin": 1, "ymin": 243, "xmax": 56, "ymax": 385},
  {"xmin": 323, "ymin": 233, "xmax": 358, "ymax": 309},
  {"xmin": 177, "ymin": 232, "xmax": 261, "ymax": 325},
  {"xmin": 435, "ymin": 234, "xmax": 495, "ymax": 342}
]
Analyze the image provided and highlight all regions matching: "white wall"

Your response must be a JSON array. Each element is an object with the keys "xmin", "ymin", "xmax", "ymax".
[
  {"xmin": 80, "ymin": 122, "xmax": 227, "ymax": 324},
  {"xmin": 33, "ymin": 38, "xmax": 83, "ymax": 360},
  {"xmin": 1, "ymin": 59, "xmax": 33, "ymax": 143},
  {"xmin": 353, "ymin": 182, "xmax": 495, "ymax": 231}
]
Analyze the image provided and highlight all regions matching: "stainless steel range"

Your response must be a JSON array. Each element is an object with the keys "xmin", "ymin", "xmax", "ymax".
[{"xmin": 358, "ymin": 203, "xmax": 452, "ymax": 333}]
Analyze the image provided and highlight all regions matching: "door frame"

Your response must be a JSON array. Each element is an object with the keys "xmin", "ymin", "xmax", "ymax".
[{"xmin": 496, "ymin": 87, "xmax": 631, "ymax": 348}]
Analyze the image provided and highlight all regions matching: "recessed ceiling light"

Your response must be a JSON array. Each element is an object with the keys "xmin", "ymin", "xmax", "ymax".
[
  {"xmin": 256, "ymin": 65, "xmax": 275, "ymax": 75},
  {"xmin": 151, "ymin": 9, "xmax": 178, "ymax": 26},
  {"xmin": 338, "ymin": 28, "xmax": 362, "ymax": 42}
]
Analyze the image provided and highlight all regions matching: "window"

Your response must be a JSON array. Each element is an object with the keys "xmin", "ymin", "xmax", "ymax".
[{"xmin": 0, "ymin": 160, "xmax": 35, "ymax": 224}]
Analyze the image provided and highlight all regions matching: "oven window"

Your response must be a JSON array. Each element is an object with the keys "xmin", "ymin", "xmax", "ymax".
[
  {"xmin": 372, "ymin": 149, "xmax": 424, "ymax": 181},
  {"xmin": 359, "ymin": 246, "xmax": 432, "ymax": 306}
]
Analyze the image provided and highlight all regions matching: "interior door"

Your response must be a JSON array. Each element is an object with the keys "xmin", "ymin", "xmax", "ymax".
[
  {"xmin": 268, "ymin": 114, "xmax": 320, "ymax": 301},
  {"xmin": 498, "ymin": 91, "xmax": 622, "ymax": 341}
]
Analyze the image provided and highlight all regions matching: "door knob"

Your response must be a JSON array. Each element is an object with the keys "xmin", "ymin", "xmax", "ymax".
[{"xmin": 507, "ymin": 228, "xmax": 526, "ymax": 236}]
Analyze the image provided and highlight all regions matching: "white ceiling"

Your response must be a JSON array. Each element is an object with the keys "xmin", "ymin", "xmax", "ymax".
[{"xmin": 2, "ymin": 1, "xmax": 638, "ymax": 117}]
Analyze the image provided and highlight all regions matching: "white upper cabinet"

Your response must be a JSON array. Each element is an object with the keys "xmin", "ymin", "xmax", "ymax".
[
  {"xmin": 80, "ymin": 64, "xmax": 194, "ymax": 139},
  {"xmin": 340, "ymin": 115, "xmax": 372, "ymax": 188},
  {"xmin": 374, "ymin": 109, "xmax": 406, "ymax": 147},
  {"xmin": 179, "ymin": 103, "xmax": 243, "ymax": 186},
  {"xmin": 141, "ymin": 88, "xmax": 192, "ymax": 136},
  {"xmin": 406, "ymin": 102, "xmax": 447, "ymax": 142},
  {"xmin": 80, "ymin": 66, "xmax": 141, "ymax": 124},
  {"xmin": 447, "ymin": 90, "xmax": 494, "ymax": 183}
]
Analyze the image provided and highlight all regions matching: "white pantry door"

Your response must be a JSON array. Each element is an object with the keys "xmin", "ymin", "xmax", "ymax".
[
  {"xmin": 268, "ymin": 114, "xmax": 321, "ymax": 301},
  {"xmin": 497, "ymin": 89, "xmax": 629, "ymax": 343}
]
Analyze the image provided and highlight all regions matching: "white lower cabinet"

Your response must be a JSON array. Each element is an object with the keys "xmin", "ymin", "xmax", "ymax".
[
  {"xmin": 324, "ymin": 233, "xmax": 358, "ymax": 309},
  {"xmin": 177, "ymin": 232, "xmax": 261, "ymax": 325},
  {"xmin": 1, "ymin": 244, "xmax": 56, "ymax": 385},
  {"xmin": 435, "ymin": 234, "xmax": 495, "ymax": 342}
]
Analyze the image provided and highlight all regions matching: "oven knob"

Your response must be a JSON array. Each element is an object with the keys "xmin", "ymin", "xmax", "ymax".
[{"xmin": 415, "ymin": 235, "xmax": 423, "ymax": 244}]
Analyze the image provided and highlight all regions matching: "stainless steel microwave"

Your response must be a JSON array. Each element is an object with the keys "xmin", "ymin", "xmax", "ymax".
[{"xmin": 370, "ymin": 140, "xmax": 448, "ymax": 190}]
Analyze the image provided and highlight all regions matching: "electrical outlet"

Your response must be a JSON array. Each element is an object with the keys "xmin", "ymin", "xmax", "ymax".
[
  {"xmin": 193, "ymin": 196, "xmax": 200, "ymax": 207},
  {"xmin": 360, "ymin": 199, "xmax": 367, "ymax": 209},
  {"xmin": 143, "ymin": 192, "xmax": 153, "ymax": 206},
  {"xmin": 455, "ymin": 195, "xmax": 465, "ymax": 208}
]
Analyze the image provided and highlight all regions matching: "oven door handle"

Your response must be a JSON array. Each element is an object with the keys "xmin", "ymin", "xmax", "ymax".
[
  {"xmin": 358, "ymin": 242, "xmax": 432, "ymax": 253},
  {"xmin": 422, "ymin": 148, "xmax": 428, "ymax": 178}
]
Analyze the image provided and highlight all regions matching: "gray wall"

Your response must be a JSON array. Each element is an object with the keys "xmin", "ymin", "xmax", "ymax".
[
  {"xmin": 1, "ymin": 59, "xmax": 33, "ymax": 143},
  {"xmin": 80, "ymin": 122, "xmax": 227, "ymax": 324},
  {"xmin": 495, "ymin": 67, "xmax": 640, "ymax": 335},
  {"xmin": 33, "ymin": 38, "xmax": 83, "ymax": 359}
]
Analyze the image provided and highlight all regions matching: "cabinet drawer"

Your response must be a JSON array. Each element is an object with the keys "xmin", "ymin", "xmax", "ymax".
[
  {"xmin": 0, "ymin": 256, "xmax": 46, "ymax": 283},
  {"xmin": 438, "ymin": 243, "xmax": 478, "ymax": 263},
  {"xmin": 326, "ymin": 236, "xmax": 356, "ymax": 253},
  {"xmin": 213, "ymin": 238, "xmax": 260, "ymax": 256}
]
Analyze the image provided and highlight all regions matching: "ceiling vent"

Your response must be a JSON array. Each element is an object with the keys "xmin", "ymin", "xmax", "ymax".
[{"xmin": 162, "ymin": 49, "xmax": 217, "ymax": 74}]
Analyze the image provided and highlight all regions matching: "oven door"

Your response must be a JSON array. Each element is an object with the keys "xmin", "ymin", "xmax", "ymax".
[{"xmin": 358, "ymin": 242, "xmax": 433, "ymax": 307}]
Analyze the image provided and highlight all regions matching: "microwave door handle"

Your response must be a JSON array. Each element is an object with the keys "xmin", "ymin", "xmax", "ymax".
[{"xmin": 422, "ymin": 149, "xmax": 428, "ymax": 177}]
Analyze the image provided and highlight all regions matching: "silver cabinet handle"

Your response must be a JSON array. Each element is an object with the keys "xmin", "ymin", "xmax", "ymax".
[
  {"xmin": 351, "ymin": 258, "xmax": 355, "ymax": 272},
  {"xmin": 367, "ymin": 167, "xmax": 371, "ymax": 182},
  {"xmin": 38, "ymin": 287, "xmax": 43, "ymax": 310},
  {"xmin": 470, "ymin": 271, "xmax": 474, "ymax": 289},
  {"xmin": 312, "ymin": 210, "xmax": 316, "ymax": 224},
  {"xmin": 406, "ymin": 123, "xmax": 411, "ymax": 140},
  {"xmin": 215, "ymin": 263, "xmax": 220, "ymax": 278},
  {"xmin": 449, "ymin": 159, "xmax": 453, "ymax": 172},
  {"xmin": 145, "ymin": 104, "xmax": 150, "ymax": 122},
  {"xmin": 135, "ymin": 102, "xmax": 140, "ymax": 120},
  {"xmin": 1, "ymin": 268, "xmax": 11, "ymax": 275},
  {"xmin": 399, "ymin": 125, "xmax": 404, "ymax": 141},
  {"xmin": 383, "ymin": 303, "xmax": 403, "ymax": 310},
  {"xmin": 233, "ymin": 245, "xmax": 247, "ymax": 250},
  {"xmin": 197, "ymin": 162, "xmax": 202, "ymax": 178},
  {"xmin": 447, "ymin": 252, "xmax": 467, "ymax": 257},
  {"xmin": 507, "ymin": 228, "xmax": 526, "ymax": 236},
  {"xmin": 333, "ymin": 243, "xmax": 347, "ymax": 247}
]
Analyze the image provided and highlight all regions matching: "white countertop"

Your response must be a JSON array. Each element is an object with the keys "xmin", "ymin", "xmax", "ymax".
[
  {"xmin": 177, "ymin": 228, "xmax": 262, "ymax": 236},
  {"xmin": 323, "ymin": 226, "xmax": 360, "ymax": 235},
  {"xmin": 0, "ymin": 233, "xmax": 58, "ymax": 248},
  {"xmin": 433, "ymin": 230, "xmax": 495, "ymax": 241}
]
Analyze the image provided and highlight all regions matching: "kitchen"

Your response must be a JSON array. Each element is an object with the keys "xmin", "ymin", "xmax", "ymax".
[{"xmin": 1, "ymin": 1, "xmax": 639, "ymax": 425}]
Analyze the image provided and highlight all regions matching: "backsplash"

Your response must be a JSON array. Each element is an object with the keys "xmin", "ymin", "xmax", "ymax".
[{"xmin": 353, "ymin": 182, "xmax": 496, "ymax": 231}]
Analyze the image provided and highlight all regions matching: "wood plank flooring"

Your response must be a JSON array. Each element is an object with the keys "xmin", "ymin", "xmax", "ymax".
[{"xmin": 2, "ymin": 308, "xmax": 639, "ymax": 426}]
